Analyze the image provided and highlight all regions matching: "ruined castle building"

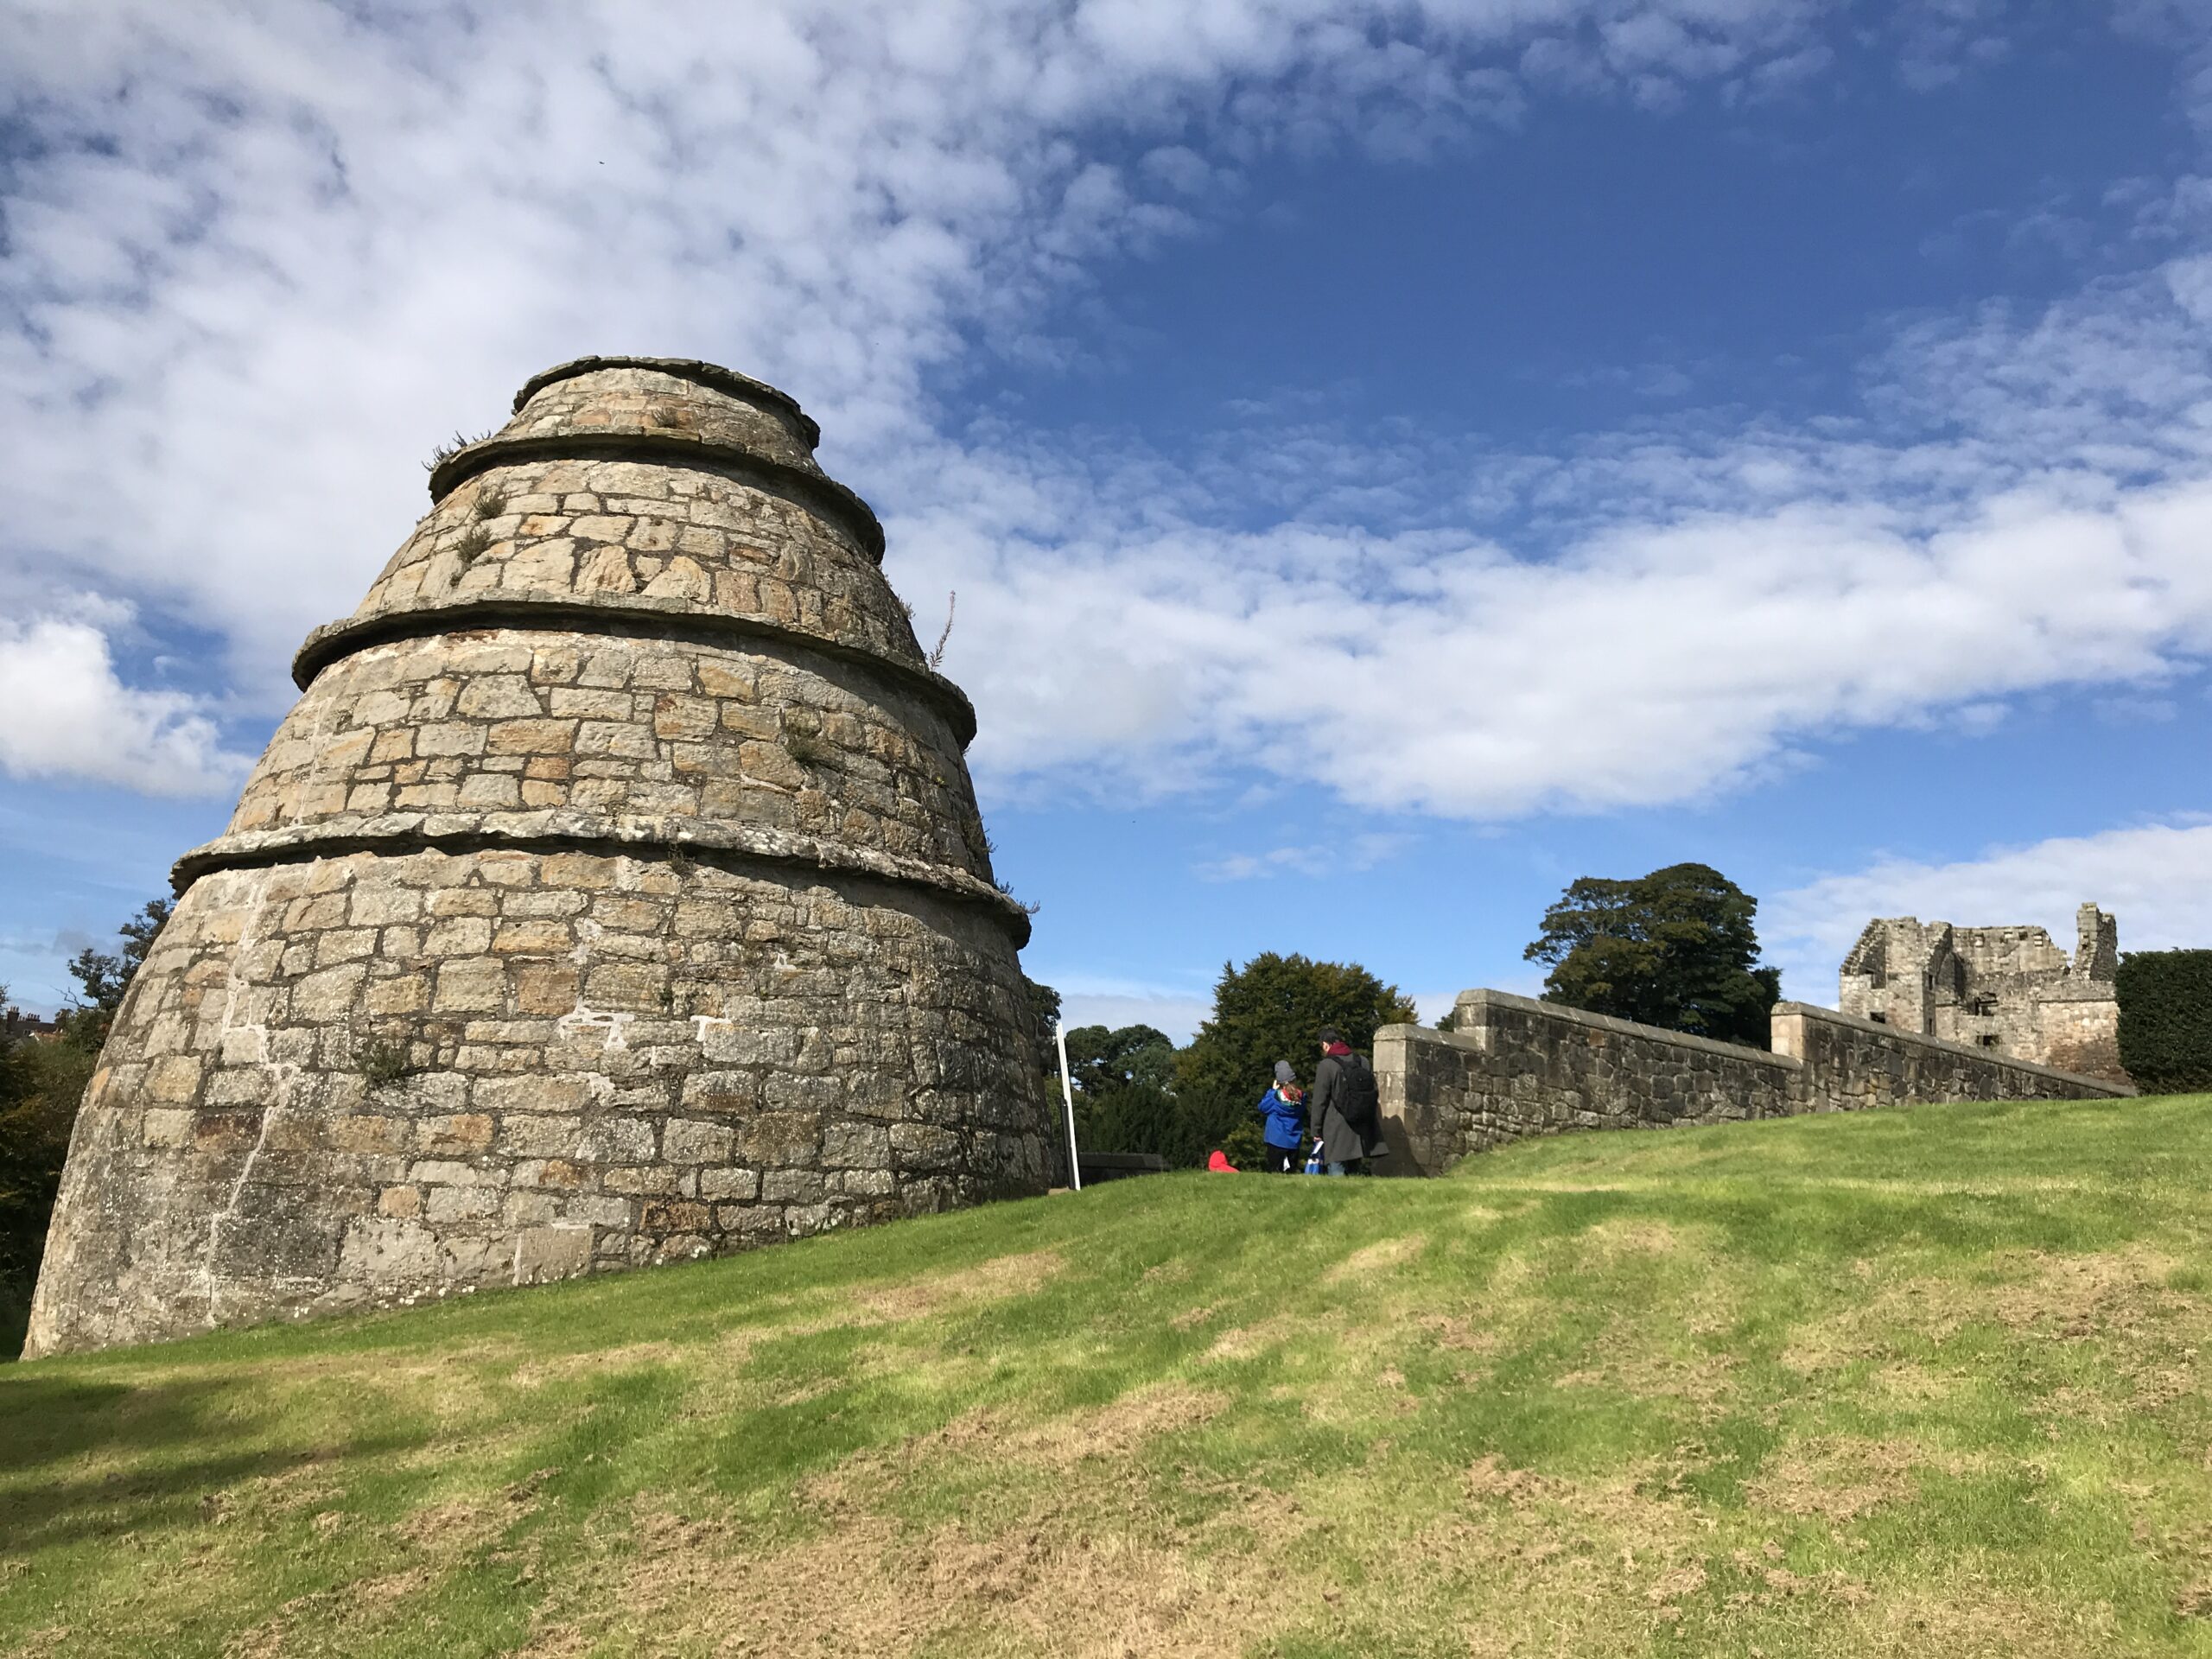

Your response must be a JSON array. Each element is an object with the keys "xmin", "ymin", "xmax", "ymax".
[
  {"xmin": 1837, "ymin": 903, "xmax": 2127, "ymax": 1085},
  {"xmin": 27, "ymin": 359, "xmax": 1051, "ymax": 1358}
]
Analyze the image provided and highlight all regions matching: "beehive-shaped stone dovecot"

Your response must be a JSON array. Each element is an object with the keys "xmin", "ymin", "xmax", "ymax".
[{"xmin": 26, "ymin": 358, "xmax": 1051, "ymax": 1357}]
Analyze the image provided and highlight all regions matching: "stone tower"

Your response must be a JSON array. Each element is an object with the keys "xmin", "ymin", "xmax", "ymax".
[
  {"xmin": 26, "ymin": 358, "xmax": 1050, "ymax": 1357},
  {"xmin": 1835, "ymin": 902, "xmax": 2126, "ymax": 1083}
]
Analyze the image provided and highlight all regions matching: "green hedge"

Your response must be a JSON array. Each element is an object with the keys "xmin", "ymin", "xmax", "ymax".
[{"xmin": 2115, "ymin": 950, "xmax": 2212, "ymax": 1093}]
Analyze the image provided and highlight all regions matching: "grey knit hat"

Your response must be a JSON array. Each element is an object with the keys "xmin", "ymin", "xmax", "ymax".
[{"xmin": 1274, "ymin": 1059, "xmax": 1294, "ymax": 1084}]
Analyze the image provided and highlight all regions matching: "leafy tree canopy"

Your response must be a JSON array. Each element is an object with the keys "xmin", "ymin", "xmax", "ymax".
[
  {"xmin": 1062, "ymin": 1023, "xmax": 1177, "ymax": 1097},
  {"xmin": 1523, "ymin": 861, "xmax": 1780, "ymax": 1046},
  {"xmin": 1173, "ymin": 952, "xmax": 1418, "ymax": 1164},
  {"xmin": 0, "ymin": 980, "xmax": 98, "ymax": 1351},
  {"xmin": 1059, "ymin": 1022, "xmax": 1186, "ymax": 1167},
  {"xmin": 64, "ymin": 897, "xmax": 173, "ymax": 1046}
]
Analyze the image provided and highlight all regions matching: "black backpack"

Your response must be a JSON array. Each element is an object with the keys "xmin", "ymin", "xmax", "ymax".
[{"xmin": 1330, "ymin": 1052, "xmax": 1380, "ymax": 1141}]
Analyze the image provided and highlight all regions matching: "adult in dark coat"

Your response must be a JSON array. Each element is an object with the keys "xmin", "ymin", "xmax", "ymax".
[{"xmin": 1306, "ymin": 1027, "xmax": 1375, "ymax": 1175}]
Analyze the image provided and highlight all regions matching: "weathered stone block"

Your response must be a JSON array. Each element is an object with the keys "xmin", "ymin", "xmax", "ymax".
[
  {"xmin": 433, "ymin": 957, "xmax": 507, "ymax": 1013},
  {"xmin": 662, "ymin": 1118, "xmax": 734, "ymax": 1163},
  {"xmin": 563, "ymin": 1195, "xmax": 634, "ymax": 1229},
  {"xmin": 698, "ymin": 1166, "xmax": 760, "ymax": 1200},
  {"xmin": 142, "ymin": 1109, "xmax": 194, "ymax": 1148},
  {"xmin": 424, "ymin": 1185, "xmax": 502, "ymax": 1223},
  {"xmin": 514, "ymin": 1224, "xmax": 594, "ymax": 1285},
  {"xmin": 418, "ymin": 1115, "xmax": 494, "ymax": 1154},
  {"xmin": 293, "ymin": 964, "xmax": 367, "ymax": 1021},
  {"xmin": 603, "ymin": 1166, "xmax": 681, "ymax": 1196}
]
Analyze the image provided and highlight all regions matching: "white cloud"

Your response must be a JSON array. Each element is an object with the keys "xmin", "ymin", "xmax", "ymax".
[
  {"xmin": 6, "ymin": 0, "xmax": 2211, "ymax": 830},
  {"xmin": 0, "ymin": 0, "xmax": 1841, "ymax": 695},
  {"xmin": 1764, "ymin": 818, "xmax": 2212, "ymax": 1000},
  {"xmin": 1197, "ymin": 832, "xmax": 1414, "ymax": 880},
  {"xmin": 0, "ymin": 619, "xmax": 251, "ymax": 796},
  {"xmin": 1038, "ymin": 969, "xmax": 1217, "ymax": 1043},
  {"xmin": 916, "ymin": 446, "xmax": 2212, "ymax": 818}
]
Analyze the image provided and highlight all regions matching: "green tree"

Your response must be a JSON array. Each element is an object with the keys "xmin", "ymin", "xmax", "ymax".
[
  {"xmin": 1173, "ymin": 953, "xmax": 1419, "ymax": 1167},
  {"xmin": 0, "ymin": 988, "xmax": 97, "ymax": 1355},
  {"xmin": 1064, "ymin": 1023, "xmax": 1177, "ymax": 1096},
  {"xmin": 1061, "ymin": 1023, "xmax": 1185, "ymax": 1164},
  {"xmin": 1523, "ymin": 862, "xmax": 1781, "ymax": 1046},
  {"xmin": 61, "ymin": 896, "xmax": 172, "ymax": 1046}
]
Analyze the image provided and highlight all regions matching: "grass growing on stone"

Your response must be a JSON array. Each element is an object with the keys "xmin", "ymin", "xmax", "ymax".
[{"xmin": 4, "ymin": 1094, "xmax": 2211, "ymax": 1657}]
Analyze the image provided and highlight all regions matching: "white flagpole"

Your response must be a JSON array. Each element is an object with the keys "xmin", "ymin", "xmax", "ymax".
[{"xmin": 1054, "ymin": 1018, "xmax": 1083, "ymax": 1192}]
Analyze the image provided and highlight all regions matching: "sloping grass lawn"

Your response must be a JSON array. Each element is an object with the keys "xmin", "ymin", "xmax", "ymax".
[{"xmin": 4, "ymin": 1094, "xmax": 2210, "ymax": 1657}]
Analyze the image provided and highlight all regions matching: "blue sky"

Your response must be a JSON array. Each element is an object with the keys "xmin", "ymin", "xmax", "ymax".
[{"xmin": 4, "ymin": 1, "xmax": 2211, "ymax": 1039}]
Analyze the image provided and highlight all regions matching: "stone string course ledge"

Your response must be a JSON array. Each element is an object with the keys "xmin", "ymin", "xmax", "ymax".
[
  {"xmin": 1377, "ymin": 989, "xmax": 2133, "ymax": 1176},
  {"xmin": 27, "ymin": 359, "xmax": 1049, "ymax": 1357}
]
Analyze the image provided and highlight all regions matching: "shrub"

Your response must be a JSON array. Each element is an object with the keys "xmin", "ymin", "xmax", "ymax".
[
  {"xmin": 424, "ymin": 429, "xmax": 493, "ymax": 470},
  {"xmin": 2115, "ymin": 950, "xmax": 2212, "ymax": 1092},
  {"xmin": 782, "ymin": 730, "xmax": 837, "ymax": 768},
  {"xmin": 358, "ymin": 1039, "xmax": 412, "ymax": 1090}
]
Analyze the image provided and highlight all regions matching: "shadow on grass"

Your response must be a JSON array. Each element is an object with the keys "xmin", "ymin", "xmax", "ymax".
[{"xmin": 0, "ymin": 1370, "xmax": 423, "ymax": 1554}]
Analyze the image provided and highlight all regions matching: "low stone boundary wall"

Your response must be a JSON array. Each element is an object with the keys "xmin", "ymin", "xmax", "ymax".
[{"xmin": 1376, "ymin": 989, "xmax": 2133, "ymax": 1177}]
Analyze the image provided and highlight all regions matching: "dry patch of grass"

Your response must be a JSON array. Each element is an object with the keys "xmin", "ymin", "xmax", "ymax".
[
  {"xmin": 1323, "ymin": 1232, "xmax": 1425, "ymax": 1284},
  {"xmin": 1553, "ymin": 1321, "xmax": 1736, "ymax": 1416},
  {"xmin": 1791, "ymin": 1246, "xmax": 2185, "ymax": 1365},
  {"xmin": 850, "ymin": 1248, "xmax": 1063, "ymax": 1323},
  {"xmin": 1745, "ymin": 1435, "xmax": 1969, "ymax": 1523},
  {"xmin": 510, "ymin": 1340, "xmax": 686, "ymax": 1388},
  {"xmin": 1838, "ymin": 1585, "xmax": 2127, "ymax": 1657},
  {"xmin": 532, "ymin": 1384, "xmax": 1298, "ymax": 1659}
]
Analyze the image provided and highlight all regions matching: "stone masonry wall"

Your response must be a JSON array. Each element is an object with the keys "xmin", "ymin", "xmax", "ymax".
[
  {"xmin": 31, "ymin": 844, "xmax": 1042, "ymax": 1357},
  {"xmin": 232, "ymin": 630, "xmax": 988, "ymax": 877},
  {"xmin": 1765, "ymin": 1001, "xmax": 2129, "ymax": 1108},
  {"xmin": 333, "ymin": 452, "xmax": 923, "ymax": 679},
  {"xmin": 27, "ymin": 357, "xmax": 1047, "ymax": 1357},
  {"xmin": 1838, "ymin": 906, "xmax": 2126, "ymax": 1085},
  {"xmin": 1378, "ymin": 989, "xmax": 2132, "ymax": 1177}
]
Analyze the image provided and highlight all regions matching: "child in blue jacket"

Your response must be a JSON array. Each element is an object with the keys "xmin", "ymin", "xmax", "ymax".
[{"xmin": 1256, "ymin": 1060, "xmax": 1307, "ymax": 1173}]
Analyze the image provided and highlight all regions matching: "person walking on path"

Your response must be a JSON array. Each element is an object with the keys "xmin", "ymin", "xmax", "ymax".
[
  {"xmin": 1307, "ymin": 1027, "xmax": 1381, "ymax": 1177},
  {"xmin": 1255, "ymin": 1060, "xmax": 1306, "ymax": 1173}
]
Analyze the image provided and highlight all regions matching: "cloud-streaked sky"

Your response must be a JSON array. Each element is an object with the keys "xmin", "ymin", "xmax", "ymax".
[{"xmin": 4, "ymin": 0, "xmax": 2208, "ymax": 1038}]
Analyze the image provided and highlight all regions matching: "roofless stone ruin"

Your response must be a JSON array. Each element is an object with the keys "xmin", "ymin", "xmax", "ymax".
[{"xmin": 26, "ymin": 357, "xmax": 1051, "ymax": 1357}]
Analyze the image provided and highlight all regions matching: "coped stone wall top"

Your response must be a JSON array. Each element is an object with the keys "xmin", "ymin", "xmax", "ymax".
[
  {"xmin": 426, "ymin": 359, "xmax": 882, "ymax": 562},
  {"xmin": 514, "ymin": 357, "xmax": 821, "ymax": 446},
  {"xmin": 497, "ymin": 359, "xmax": 823, "ymax": 475}
]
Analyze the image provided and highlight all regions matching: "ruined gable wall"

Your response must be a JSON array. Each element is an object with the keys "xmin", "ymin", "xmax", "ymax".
[
  {"xmin": 1838, "ymin": 918, "xmax": 1943, "ymax": 1033},
  {"xmin": 1949, "ymin": 925, "xmax": 2070, "ymax": 980}
]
